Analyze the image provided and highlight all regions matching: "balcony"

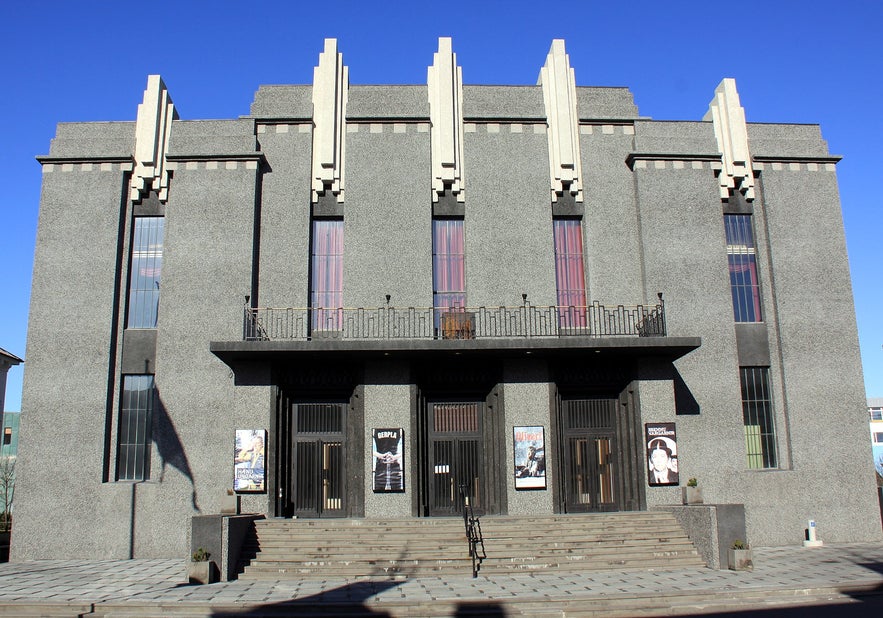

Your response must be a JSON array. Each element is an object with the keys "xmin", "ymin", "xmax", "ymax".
[{"xmin": 242, "ymin": 300, "xmax": 667, "ymax": 342}]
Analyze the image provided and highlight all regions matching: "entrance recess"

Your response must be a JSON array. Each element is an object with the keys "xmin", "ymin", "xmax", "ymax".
[
  {"xmin": 426, "ymin": 402, "xmax": 485, "ymax": 516},
  {"xmin": 291, "ymin": 403, "xmax": 346, "ymax": 517},
  {"xmin": 560, "ymin": 399, "xmax": 618, "ymax": 512}
]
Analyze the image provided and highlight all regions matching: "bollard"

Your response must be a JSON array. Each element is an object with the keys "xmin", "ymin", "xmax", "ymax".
[{"xmin": 803, "ymin": 519, "xmax": 824, "ymax": 547}]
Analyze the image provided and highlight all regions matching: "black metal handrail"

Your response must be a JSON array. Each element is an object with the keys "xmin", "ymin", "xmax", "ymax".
[
  {"xmin": 243, "ymin": 296, "xmax": 666, "ymax": 341},
  {"xmin": 459, "ymin": 483, "xmax": 485, "ymax": 578}
]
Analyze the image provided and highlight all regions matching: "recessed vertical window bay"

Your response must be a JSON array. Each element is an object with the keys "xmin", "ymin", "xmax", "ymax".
[
  {"xmin": 127, "ymin": 217, "xmax": 164, "ymax": 328},
  {"xmin": 432, "ymin": 219, "xmax": 466, "ymax": 321},
  {"xmin": 741, "ymin": 367, "xmax": 778, "ymax": 469},
  {"xmin": 117, "ymin": 375, "xmax": 155, "ymax": 481},
  {"xmin": 725, "ymin": 214, "xmax": 762, "ymax": 322},
  {"xmin": 311, "ymin": 219, "xmax": 344, "ymax": 331},
  {"xmin": 553, "ymin": 219, "xmax": 587, "ymax": 328}
]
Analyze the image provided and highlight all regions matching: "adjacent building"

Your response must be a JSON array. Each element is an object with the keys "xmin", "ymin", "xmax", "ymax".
[
  {"xmin": 0, "ymin": 412, "xmax": 19, "ymax": 460},
  {"xmin": 13, "ymin": 38, "xmax": 881, "ymax": 560},
  {"xmin": 870, "ymin": 399, "xmax": 883, "ymax": 477},
  {"xmin": 0, "ymin": 348, "xmax": 22, "ymax": 428}
]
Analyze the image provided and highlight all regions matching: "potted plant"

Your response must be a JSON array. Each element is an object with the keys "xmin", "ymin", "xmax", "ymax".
[
  {"xmin": 681, "ymin": 477, "xmax": 703, "ymax": 505},
  {"xmin": 728, "ymin": 539, "xmax": 753, "ymax": 571},
  {"xmin": 188, "ymin": 547, "xmax": 214, "ymax": 584}
]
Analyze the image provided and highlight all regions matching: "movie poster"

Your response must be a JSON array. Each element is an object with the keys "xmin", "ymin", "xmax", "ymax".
[
  {"xmin": 513, "ymin": 426, "xmax": 546, "ymax": 489},
  {"xmin": 645, "ymin": 423, "xmax": 678, "ymax": 486},
  {"xmin": 234, "ymin": 429, "xmax": 266, "ymax": 493},
  {"xmin": 373, "ymin": 428, "xmax": 404, "ymax": 492}
]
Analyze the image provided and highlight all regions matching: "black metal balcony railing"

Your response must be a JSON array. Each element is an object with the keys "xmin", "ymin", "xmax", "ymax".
[{"xmin": 242, "ymin": 299, "xmax": 666, "ymax": 342}]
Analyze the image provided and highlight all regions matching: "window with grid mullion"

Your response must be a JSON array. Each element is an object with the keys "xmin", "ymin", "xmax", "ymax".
[
  {"xmin": 117, "ymin": 375, "xmax": 154, "ymax": 481},
  {"xmin": 127, "ymin": 217, "xmax": 164, "ymax": 328},
  {"xmin": 725, "ymin": 214, "xmax": 762, "ymax": 322},
  {"xmin": 740, "ymin": 367, "xmax": 777, "ymax": 469}
]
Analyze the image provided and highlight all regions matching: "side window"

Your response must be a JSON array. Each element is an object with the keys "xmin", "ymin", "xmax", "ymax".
[
  {"xmin": 741, "ymin": 367, "xmax": 778, "ymax": 469},
  {"xmin": 117, "ymin": 374, "xmax": 155, "ymax": 481},
  {"xmin": 127, "ymin": 217, "xmax": 164, "ymax": 328},
  {"xmin": 724, "ymin": 214, "xmax": 762, "ymax": 322}
]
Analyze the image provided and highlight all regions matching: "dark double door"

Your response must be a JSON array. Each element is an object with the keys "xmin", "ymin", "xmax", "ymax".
[
  {"xmin": 290, "ymin": 403, "xmax": 346, "ymax": 518},
  {"xmin": 560, "ymin": 399, "xmax": 619, "ymax": 513},
  {"xmin": 425, "ymin": 402, "xmax": 487, "ymax": 516}
]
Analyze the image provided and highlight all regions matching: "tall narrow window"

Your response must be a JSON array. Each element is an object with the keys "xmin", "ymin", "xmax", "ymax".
[
  {"xmin": 725, "ymin": 214, "xmax": 762, "ymax": 322},
  {"xmin": 117, "ymin": 374, "xmax": 155, "ymax": 481},
  {"xmin": 553, "ymin": 218, "xmax": 587, "ymax": 328},
  {"xmin": 311, "ymin": 219, "xmax": 344, "ymax": 331},
  {"xmin": 432, "ymin": 219, "xmax": 466, "ymax": 327},
  {"xmin": 127, "ymin": 217, "xmax": 164, "ymax": 328},
  {"xmin": 740, "ymin": 367, "xmax": 778, "ymax": 469}
]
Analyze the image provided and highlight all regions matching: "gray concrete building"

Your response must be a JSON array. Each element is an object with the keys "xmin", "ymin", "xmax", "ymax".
[{"xmin": 13, "ymin": 38, "xmax": 881, "ymax": 561}]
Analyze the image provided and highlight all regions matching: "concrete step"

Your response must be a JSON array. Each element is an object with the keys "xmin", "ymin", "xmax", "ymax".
[
  {"xmin": 238, "ymin": 511, "xmax": 706, "ymax": 580},
  {"xmin": 245, "ymin": 541, "xmax": 701, "ymax": 560}
]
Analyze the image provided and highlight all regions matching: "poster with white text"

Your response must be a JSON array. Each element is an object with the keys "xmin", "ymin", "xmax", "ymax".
[
  {"xmin": 645, "ymin": 423, "xmax": 678, "ymax": 486},
  {"xmin": 514, "ymin": 426, "xmax": 546, "ymax": 489},
  {"xmin": 234, "ymin": 429, "xmax": 266, "ymax": 493}
]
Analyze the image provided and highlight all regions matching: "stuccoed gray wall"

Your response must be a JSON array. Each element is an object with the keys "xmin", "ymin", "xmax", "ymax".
[
  {"xmin": 14, "ymin": 156, "xmax": 134, "ymax": 559},
  {"xmin": 752, "ymin": 161, "xmax": 879, "ymax": 543},
  {"xmin": 631, "ymin": 120, "xmax": 746, "ymax": 520},
  {"xmin": 254, "ymin": 122, "xmax": 313, "ymax": 308},
  {"xmin": 464, "ymin": 95, "xmax": 555, "ymax": 308},
  {"xmin": 147, "ymin": 119, "xmax": 263, "ymax": 556},
  {"xmin": 581, "ymin": 123, "xmax": 644, "ymax": 306},
  {"xmin": 345, "ymin": 119, "xmax": 431, "ymax": 309}
]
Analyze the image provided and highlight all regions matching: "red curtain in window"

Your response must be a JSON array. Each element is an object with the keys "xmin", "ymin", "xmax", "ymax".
[
  {"xmin": 553, "ymin": 219, "xmax": 587, "ymax": 327},
  {"xmin": 311, "ymin": 220, "xmax": 344, "ymax": 330}
]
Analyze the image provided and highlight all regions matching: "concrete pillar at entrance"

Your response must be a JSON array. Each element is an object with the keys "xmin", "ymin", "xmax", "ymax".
[
  {"xmin": 504, "ymin": 360, "xmax": 554, "ymax": 516},
  {"xmin": 633, "ymin": 375, "xmax": 679, "ymax": 507},
  {"xmin": 364, "ymin": 362, "xmax": 412, "ymax": 518},
  {"xmin": 232, "ymin": 363, "xmax": 274, "ymax": 516}
]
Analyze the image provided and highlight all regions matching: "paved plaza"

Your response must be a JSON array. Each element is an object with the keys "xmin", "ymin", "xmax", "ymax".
[{"xmin": 0, "ymin": 543, "xmax": 882, "ymax": 616}]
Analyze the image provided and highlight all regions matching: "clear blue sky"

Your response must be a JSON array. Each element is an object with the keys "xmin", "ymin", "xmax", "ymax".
[{"xmin": 1, "ymin": 1, "xmax": 881, "ymax": 412}]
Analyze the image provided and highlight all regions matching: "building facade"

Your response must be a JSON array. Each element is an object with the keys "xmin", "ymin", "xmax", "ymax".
[{"xmin": 13, "ymin": 39, "xmax": 881, "ymax": 560}]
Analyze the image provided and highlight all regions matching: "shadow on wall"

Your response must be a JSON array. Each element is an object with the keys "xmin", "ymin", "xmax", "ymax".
[
  {"xmin": 674, "ymin": 368, "xmax": 700, "ymax": 416},
  {"xmin": 153, "ymin": 388, "xmax": 199, "ymax": 511}
]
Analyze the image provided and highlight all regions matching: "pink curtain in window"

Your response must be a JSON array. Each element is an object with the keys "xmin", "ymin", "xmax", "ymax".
[
  {"xmin": 311, "ymin": 220, "xmax": 344, "ymax": 330},
  {"xmin": 553, "ymin": 219, "xmax": 587, "ymax": 328},
  {"xmin": 433, "ymin": 219, "xmax": 466, "ymax": 311}
]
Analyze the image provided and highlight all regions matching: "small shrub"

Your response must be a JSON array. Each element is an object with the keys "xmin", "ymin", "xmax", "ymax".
[
  {"xmin": 731, "ymin": 539, "xmax": 747, "ymax": 550},
  {"xmin": 687, "ymin": 478, "xmax": 698, "ymax": 487},
  {"xmin": 191, "ymin": 548, "xmax": 210, "ymax": 562}
]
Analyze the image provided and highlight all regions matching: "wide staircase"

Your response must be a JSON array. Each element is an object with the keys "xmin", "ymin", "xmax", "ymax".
[{"xmin": 238, "ymin": 511, "xmax": 706, "ymax": 580}]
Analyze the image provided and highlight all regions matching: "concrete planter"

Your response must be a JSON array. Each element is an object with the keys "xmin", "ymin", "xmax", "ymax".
[
  {"xmin": 728, "ymin": 548, "xmax": 753, "ymax": 571},
  {"xmin": 681, "ymin": 486, "xmax": 703, "ymax": 505},
  {"xmin": 188, "ymin": 560, "xmax": 215, "ymax": 584}
]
